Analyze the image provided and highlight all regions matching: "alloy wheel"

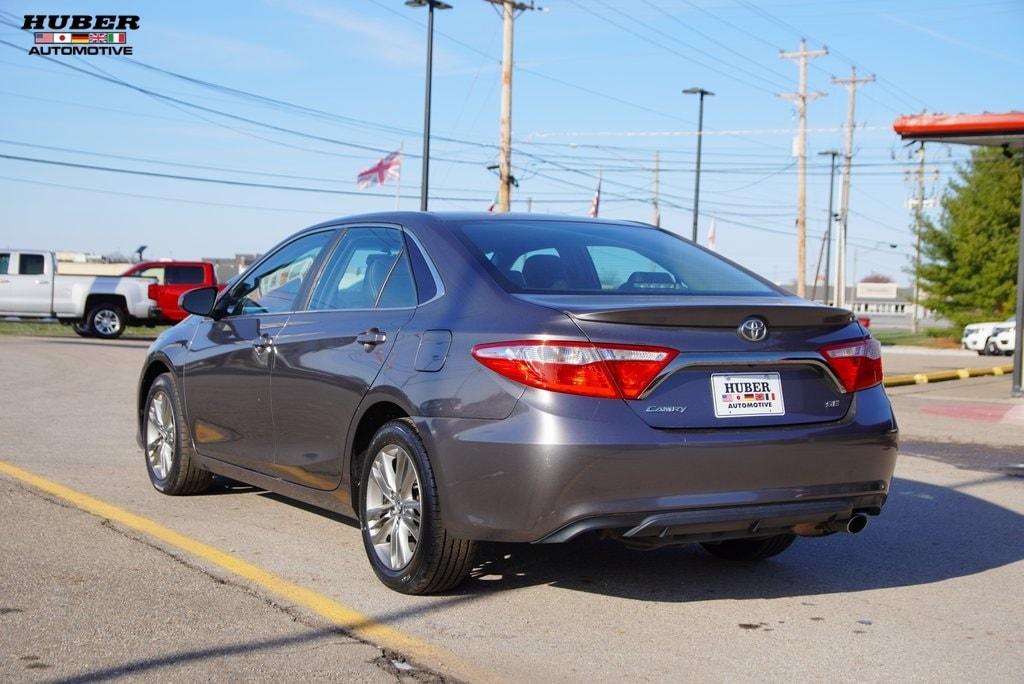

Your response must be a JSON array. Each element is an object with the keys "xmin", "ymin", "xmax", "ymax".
[
  {"xmin": 94, "ymin": 309, "xmax": 122, "ymax": 337},
  {"xmin": 146, "ymin": 390, "xmax": 176, "ymax": 480},
  {"xmin": 365, "ymin": 444, "xmax": 422, "ymax": 570}
]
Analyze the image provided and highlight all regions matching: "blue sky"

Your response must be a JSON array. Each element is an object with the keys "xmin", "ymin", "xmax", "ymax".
[{"xmin": 2, "ymin": 0, "xmax": 1023, "ymax": 285}]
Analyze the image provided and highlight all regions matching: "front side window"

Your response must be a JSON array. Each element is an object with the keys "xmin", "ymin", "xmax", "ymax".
[
  {"xmin": 456, "ymin": 220, "xmax": 777, "ymax": 296},
  {"xmin": 18, "ymin": 254, "xmax": 45, "ymax": 276},
  {"xmin": 166, "ymin": 265, "xmax": 205, "ymax": 284},
  {"xmin": 308, "ymin": 227, "xmax": 416, "ymax": 310},
  {"xmin": 225, "ymin": 230, "xmax": 334, "ymax": 316}
]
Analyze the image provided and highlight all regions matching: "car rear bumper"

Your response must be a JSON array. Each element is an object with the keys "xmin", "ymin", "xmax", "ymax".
[{"xmin": 416, "ymin": 383, "xmax": 898, "ymax": 543}]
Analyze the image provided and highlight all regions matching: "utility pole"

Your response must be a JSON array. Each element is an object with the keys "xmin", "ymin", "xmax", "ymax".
[
  {"xmin": 780, "ymin": 40, "xmax": 827, "ymax": 298},
  {"xmin": 831, "ymin": 66, "xmax": 875, "ymax": 309},
  {"xmin": 486, "ymin": 0, "xmax": 539, "ymax": 213},
  {"xmin": 683, "ymin": 88, "xmax": 713, "ymax": 241},
  {"xmin": 911, "ymin": 141, "xmax": 926, "ymax": 333},
  {"xmin": 652, "ymin": 150, "xmax": 661, "ymax": 227},
  {"xmin": 819, "ymin": 149, "xmax": 840, "ymax": 304}
]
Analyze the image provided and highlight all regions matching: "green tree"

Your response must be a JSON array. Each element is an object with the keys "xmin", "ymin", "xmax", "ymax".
[{"xmin": 916, "ymin": 147, "xmax": 1021, "ymax": 328}]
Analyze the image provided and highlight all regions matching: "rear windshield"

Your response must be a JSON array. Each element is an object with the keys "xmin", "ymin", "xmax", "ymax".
[{"xmin": 455, "ymin": 220, "xmax": 777, "ymax": 296}]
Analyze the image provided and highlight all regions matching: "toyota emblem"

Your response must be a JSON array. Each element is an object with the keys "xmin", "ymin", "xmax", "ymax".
[{"xmin": 738, "ymin": 317, "xmax": 768, "ymax": 342}]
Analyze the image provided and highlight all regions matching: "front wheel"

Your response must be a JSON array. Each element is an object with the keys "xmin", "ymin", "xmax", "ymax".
[
  {"xmin": 701, "ymin": 534, "xmax": 795, "ymax": 561},
  {"xmin": 359, "ymin": 419, "xmax": 475, "ymax": 594},
  {"xmin": 87, "ymin": 303, "xmax": 126, "ymax": 339},
  {"xmin": 144, "ymin": 373, "xmax": 211, "ymax": 495},
  {"xmin": 986, "ymin": 339, "xmax": 1000, "ymax": 356}
]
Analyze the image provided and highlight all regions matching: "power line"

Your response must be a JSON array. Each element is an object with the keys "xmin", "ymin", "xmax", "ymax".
[
  {"xmin": 0, "ymin": 152, "xmax": 493, "ymax": 201},
  {"xmin": 569, "ymin": 0, "xmax": 778, "ymax": 96}
]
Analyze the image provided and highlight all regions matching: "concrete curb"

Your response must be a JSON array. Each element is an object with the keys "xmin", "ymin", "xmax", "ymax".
[{"xmin": 883, "ymin": 364, "xmax": 1013, "ymax": 387}]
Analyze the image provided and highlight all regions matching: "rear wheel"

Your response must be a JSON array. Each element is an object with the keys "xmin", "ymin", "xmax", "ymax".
[
  {"xmin": 144, "ymin": 373, "xmax": 211, "ymax": 495},
  {"xmin": 87, "ymin": 303, "xmax": 126, "ymax": 339},
  {"xmin": 701, "ymin": 534, "xmax": 795, "ymax": 561},
  {"xmin": 359, "ymin": 419, "xmax": 475, "ymax": 594}
]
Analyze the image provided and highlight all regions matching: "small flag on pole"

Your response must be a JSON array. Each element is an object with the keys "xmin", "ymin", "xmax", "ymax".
[
  {"xmin": 707, "ymin": 218, "xmax": 717, "ymax": 251},
  {"xmin": 588, "ymin": 178, "xmax": 601, "ymax": 218},
  {"xmin": 357, "ymin": 150, "xmax": 401, "ymax": 189}
]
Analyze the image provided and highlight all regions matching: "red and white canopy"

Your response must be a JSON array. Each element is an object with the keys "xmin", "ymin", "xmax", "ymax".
[{"xmin": 894, "ymin": 111, "xmax": 1024, "ymax": 148}]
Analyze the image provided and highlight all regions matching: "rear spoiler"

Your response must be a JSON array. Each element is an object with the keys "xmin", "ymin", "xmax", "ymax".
[{"xmin": 570, "ymin": 304, "xmax": 855, "ymax": 328}]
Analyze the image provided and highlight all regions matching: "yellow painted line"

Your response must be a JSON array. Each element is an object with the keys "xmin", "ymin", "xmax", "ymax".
[
  {"xmin": 0, "ymin": 460, "xmax": 497, "ymax": 684},
  {"xmin": 883, "ymin": 364, "xmax": 1013, "ymax": 388}
]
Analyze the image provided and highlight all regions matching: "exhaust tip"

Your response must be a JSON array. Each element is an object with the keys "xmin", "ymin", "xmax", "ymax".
[{"xmin": 846, "ymin": 514, "xmax": 868, "ymax": 534}]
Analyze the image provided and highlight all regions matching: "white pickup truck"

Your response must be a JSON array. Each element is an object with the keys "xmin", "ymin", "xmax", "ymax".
[{"xmin": 0, "ymin": 249, "xmax": 158, "ymax": 339}]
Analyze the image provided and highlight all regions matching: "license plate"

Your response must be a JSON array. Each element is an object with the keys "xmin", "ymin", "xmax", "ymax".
[{"xmin": 711, "ymin": 372, "xmax": 785, "ymax": 418}]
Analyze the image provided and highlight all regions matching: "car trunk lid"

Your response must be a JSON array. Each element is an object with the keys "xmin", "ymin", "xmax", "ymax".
[{"xmin": 516, "ymin": 294, "xmax": 861, "ymax": 429}]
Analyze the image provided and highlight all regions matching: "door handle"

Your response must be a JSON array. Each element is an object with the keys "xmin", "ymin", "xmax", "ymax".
[
  {"xmin": 253, "ymin": 333, "xmax": 274, "ymax": 350},
  {"xmin": 0, "ymin": 279, "xmax": 9, "ymax": 284},
  {"xmin": 356, "ymin": 328, "xmax": 387, "ymax": 349},
  {"xmin": 35, "ymin": 279, "xmax": 49, "ymax": 285}
]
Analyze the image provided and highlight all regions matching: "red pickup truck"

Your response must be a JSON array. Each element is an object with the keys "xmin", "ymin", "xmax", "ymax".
[{"xmin": 122, "ymin": 261, "xmax": 220, "ymax": 324}]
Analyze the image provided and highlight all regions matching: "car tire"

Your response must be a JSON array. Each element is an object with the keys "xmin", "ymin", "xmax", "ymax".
[
  {"xmin": 700, "ymin": 534, "xmax": 796, "ymax": 561},
  {"xmin": 143, "ymin": 373, "xmax": 212, "ymax": 495},
  {"xmin": 87, "ymin": 303, "xmax": 127, "ymax": 339},
  {"xmin": 986, "ymin": 338, "xmax": 999, "ymax": 356},
  {"xmin": 359, "ymin": 419, "xmax": 475, "ymax": 595},
  {"xmin": 71, "ymin": 320, "xmax": 93, "ymax": 337}
]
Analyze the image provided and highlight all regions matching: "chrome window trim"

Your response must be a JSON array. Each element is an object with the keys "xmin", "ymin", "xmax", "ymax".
[{"xmin": 637, "ymin": 352, "xmax": 847, "ymax": 399}]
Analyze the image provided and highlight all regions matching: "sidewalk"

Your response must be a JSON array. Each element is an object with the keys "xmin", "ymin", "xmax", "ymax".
[{"xmin": 888, "ymin": 375, "xmax": 1024, "ymax": 449}]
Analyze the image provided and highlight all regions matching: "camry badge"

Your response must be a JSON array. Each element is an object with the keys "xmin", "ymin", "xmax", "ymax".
[{"xmin": 739, "ymin": 317, "xmax": 768, "ymax": 342}]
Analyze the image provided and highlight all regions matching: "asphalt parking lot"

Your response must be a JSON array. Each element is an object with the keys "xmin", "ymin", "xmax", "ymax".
[{"xmin": 1, "ymin": 335, "xmax": 1022, "ymax": 682}]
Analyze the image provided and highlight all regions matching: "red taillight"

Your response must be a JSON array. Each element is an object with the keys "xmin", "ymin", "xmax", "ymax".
[
  {"xmin": 819, "ymin": 338, "xmax": 883, "ymax": 392},
  {"xmin": 471, "ymin": 340, "xmax": 677, "ymax": 400},
  {"xmin": 148, "ymin": 283, "xmax": 158, "ymax": 301}
]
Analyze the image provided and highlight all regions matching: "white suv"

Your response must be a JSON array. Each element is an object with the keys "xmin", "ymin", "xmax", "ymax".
[
  {"xmin": 992, "ymin": 324, "xmax": 1016, "ymax": 355},
  {"xmin": 962, "ymin": 318, "xmax": 1015, "ymax": 355}
]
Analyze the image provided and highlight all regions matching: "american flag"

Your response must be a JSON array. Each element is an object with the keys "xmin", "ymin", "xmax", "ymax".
[
  {"xmin": 89, "ymin": 33, "xmax": 108, "ymax": 43},
  {"xmin": 357, "ymin": 151, "xmax": 401, "ymax": 189},
  {"xmin": 588, "ymin": 179, "xmax": 601, "ymax": 218}
]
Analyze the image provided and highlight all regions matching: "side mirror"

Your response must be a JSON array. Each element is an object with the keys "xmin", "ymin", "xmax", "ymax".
[{"xmin": 179, "ymin": 286, "xmax": 219, "ymax": 318}]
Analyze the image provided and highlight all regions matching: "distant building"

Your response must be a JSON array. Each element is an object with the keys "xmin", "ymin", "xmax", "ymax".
[
  {"xmin": 202, "ymin": 254, "xmax": 261, "ymax": 282},
  {"xmin": 55, "ymin": 251, "xmax": 133, "ymax": 276},
  {"xmin": 783, "ymin": 281, "xmax": 942, "ymax": 330}
]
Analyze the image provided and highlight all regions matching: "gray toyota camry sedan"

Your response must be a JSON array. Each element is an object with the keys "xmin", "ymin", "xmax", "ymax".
[{"xmin": 137, "ymin": 212, "xmax": 898, "ymax": 594}]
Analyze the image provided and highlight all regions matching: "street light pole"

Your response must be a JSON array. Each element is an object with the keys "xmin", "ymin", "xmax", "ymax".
[
  {"xmin": 819, "ymin": 150, "xmax": 840, "ymax": 304},
  {"xmin": 684, "ymin": 87, "xmax": 713, "ymax": 242},
  {"xmin": 407, "ymin": 0, "xmax": 452, "ymax": 211}
]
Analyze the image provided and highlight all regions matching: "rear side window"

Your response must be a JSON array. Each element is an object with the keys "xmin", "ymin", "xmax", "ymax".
[
  {"xmin": 308, "ymin": 227, "xmax": 416, "ymax": 310},
  {"xmin": 166, "ymin": 265, "xmax": 205, "ymax": 284},
  {"xmin": 0, "ymin": 253, "xmax": 8, "ymax": 274},
  {"xmin": 18, "ymin": 254, "xmax": 45, "ymax": 275},
  {"xmin": 455, "ymin": 220, "xmax": 776, "ymax": 296}
]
